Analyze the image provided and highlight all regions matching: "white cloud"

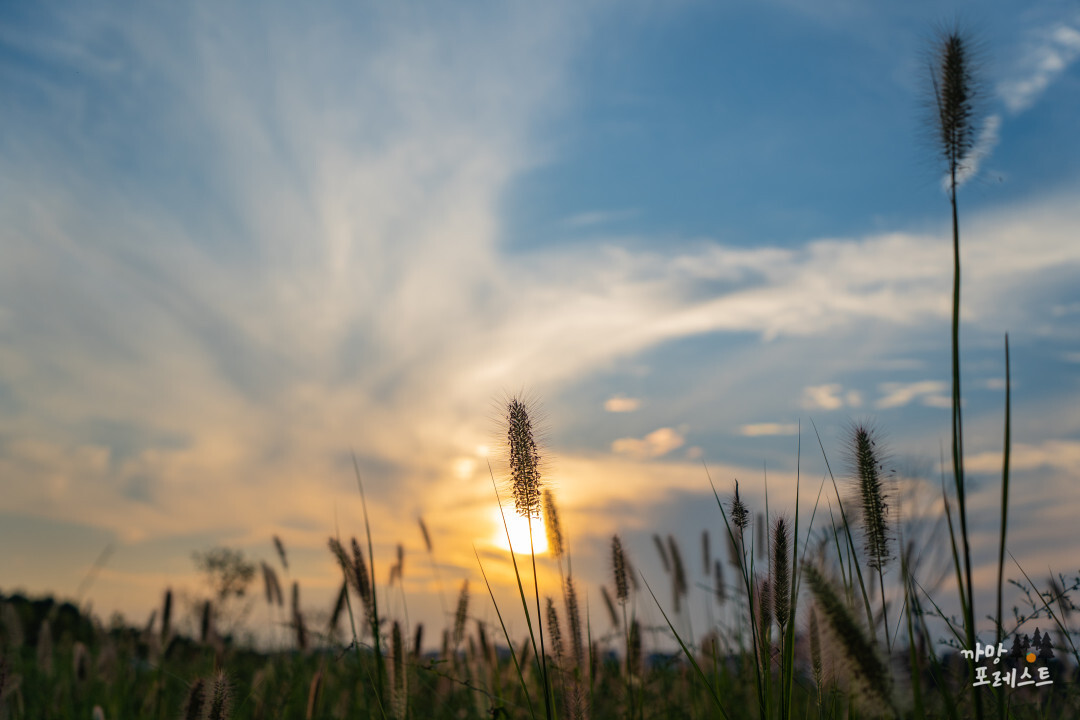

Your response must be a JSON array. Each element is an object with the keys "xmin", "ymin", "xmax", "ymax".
[
  {"xmin": 802, "ymin": 384, "xmax": 845, "ymax": 411},
  {"xmin": 951, "ymin": 114, "xmax": 1000, "ymax": 189},
  {"xmin": 611, "ymin": 427, "xmax": 686, "ymax": 460},
  {"xmin": 740, "ymin": 423, "xmax": 799, "ymax": 437},
  {"xmin": 967, "ymin": 440, "xmax": 1080, "ymax": 474},
  {"xmin": 999, "ymin": 21, "xmax": 1080, "ymax": 113},
  {"xmin": 876, "ymin": 381, "xmax": 949, "ymax": 409},
  {"xmin": 604, "ymin": 395, "xmax": 641, "ymax": 413}
]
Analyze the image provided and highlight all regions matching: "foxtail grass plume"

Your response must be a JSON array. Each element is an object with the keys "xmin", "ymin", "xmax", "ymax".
[
  {"xmin": 771, "ymin": 516, "xmax": 791, "ymax": 631},
  {"xmin": 847, "ymin": 425, "xmax": 892, "ymax": 571},
  {"xmin": 546, "ymin": 598, "xmax": 564, "ymax": 667},
  {"xmin": 668, "ymin": 535, "xmax": 688, "ymax": 613},
  {"xmin": 730, "ymin": 480, "xmax": 750, "ymax": 548},
  {"xmin": 273, "ymin": 535, "xmax": 288, "ymax": 571},
  {"xmin": 350, "ymin": 538, "xmax": 374, "ymax": 613},
  {"xmin": 932, "ymin": 31, "xmax": 980, "ymax": 188},
  {"xmin": 543, "ymin": 490, "xmax": 565, "ymax": 559},
  {"xmin": 292, "ymin": 581, "xmax": 307, "ymax": 651},
  {"xmin": 182, "ymin": 678, "xmax": 206, "ymax": 720},
  {"xmin": 329, "ymin": 581, "xmax": 347, "ymax": 638},
  {"xmin": 652, "ymin": 533, "xmax": 670, "ymax": 573},
  {"xmin": 413, "ymin": 624, "xmax": 424, "ymax": 658},
  {"xmin": 505, "ymin": 396, "xmax": 544, "ymax": 519},
  {"xmin": 476, "ymin": 619, "xmax": 493, "ymax": 664},
  {"xmin": 601, "ymin": 585, "xmax": 619, "ymax": 627},
  {"xmin": 755, "ymin": 512, "xmax": 766, "ymax": 561},
  {"xmin": 199, "ymin": 601, "xmax": 212, "ymax": 645},
  {"xmin": 564, "ymin": 576, "xmax": 585, "ymax": 669},
  {"xmin": 809, "ymin": 608, "xmax": 825, "ymax": 698},
  {"xmin": 207, "ymin": 670, "xmax": 232, "ymax": 720},
  {"xmin": 714, "ymin": 560, "xmax": 727, "ymax": 605},
  {"xmin": 418, "ymin": 517, "xmax": 433, "ymax": 554},
  {"xmin": 804, "ymin": 563, "xmax": 893, "ymax": 714},
  {"xmin": 702, "ymin": 530, "xmax": 711, "ymax": 576},
  {"xmin": 612, "ymin": 535, "xmax": 629, "ymax": 603},
  {"xmin": 261, "ymin": 562, "xmax": 283, "ymax": 607},
  {"xmin": 757, "ymin": 577, "xmax": 773, "ymax": 653},
  {"xmin": 453, "ymin": 580, "xmax": 469, "ymax": 647},
  {"xmin": 391, "ymin": 621, "xmax": 407, "ymax": 720}
]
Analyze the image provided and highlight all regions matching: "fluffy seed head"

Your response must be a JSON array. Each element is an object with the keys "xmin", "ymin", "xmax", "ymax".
[
  {"xmin": 391, "ymin": 621, "xmax": 407, "ymax": 718},
  {"xmin": 668, "ymin": 535, "xmax": 688, "ymax": 613},
  {"xmin": 612, "ymin": 535, "xmax": 629, "ymax": 602},
  {"xmin": 453, "ymin": 580, "xmax": 469, "ymax": 647},
  {"xmin": 261, "ymin": 562, "xmax": 283, "ymax": 607},
  {"xmin": 418, "ymin": 517, "xmax": 433, "ymax": 554},
  {"xmin": 564, "ymin": 576, "xmax": 585, "ymax": 669},
  {"xmin": 847, "ymin": 424, "xmax": 892, "ymax": 571},
  {"xmin": 932, "ymin": 30, "xmax": 980, "ymax": 182},
  {"xmin": 702, "ymin": 530, "xmax": 711, "ymax": 576},
  {"xmin": 350, "ymin": 538, "xmax": 374, "ymax": 619},
  {"xmin": 652, "ymin": 533, "xmax": 671, "ymax": 573},
  {"xmin": 273, "ymin": 535, "xmax": 288, "ymax": 570},
  {"xmin": 713, "ymin": 560, "xmax": 727, "ymax": 605},
  {"xmin": 601, "ymin": 585, "xmax": 619, "ymax": 627},
  {"xmin": 804, "ymin": 563, "xmax": 893, "ymax": 714},
  {"xmin": 506, "ymin": 396, "xmax": 544, "ymax": 519},
  {"xmin": 730, "ymin": 480, "xmax": 750, "ymax": 534},
  {"xmin": 207, "ymin": 670, "xmax": 232, "ymax": 720},
  {"xmin": 771, "ymin": 515, "xmax": 791, "ymax": 630},
  {"xmin": 809, "ymin": 608, "xmax": 825, "ymax": 691},
  {"xmin": 182, "ymin": 678, "xmax": 206, "ymax": 720},
  {"xmin": 757, "ymin": 577, "xmax": 773, "ymax": 645},
  {"xmin": 543, "ymin": 490, "xmax": 564, "ymax": 559},
  {"xmin": 546, "ymin": 597, "xmax": 564, "ymax": 667}
]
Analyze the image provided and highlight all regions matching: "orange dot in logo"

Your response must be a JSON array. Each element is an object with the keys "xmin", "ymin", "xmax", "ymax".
[{"xmin": 1026, "ymin": 652, "xmax": 1037, "ymax": 663}]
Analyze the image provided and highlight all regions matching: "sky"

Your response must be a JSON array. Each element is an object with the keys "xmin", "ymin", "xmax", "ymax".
[{"xmin": 2, "ymin": 1, "xmax": 1079, "ymax": 651}]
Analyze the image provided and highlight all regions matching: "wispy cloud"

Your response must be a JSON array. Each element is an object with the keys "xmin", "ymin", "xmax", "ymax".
[
  {"xmin": 611, "ymin": 427, "xmax": 686, "ymax": 460},
  {"xmin": 739, "ymin": 423, "xmax": 799, "ymax": 437},
  {"xmin": 967, "ymin": 440, "xmax": 1080, "ymax": 474},
  {"xmin": 801, "ymin": 384, "xmax": 861, "ymax": 411},
  {"xmin": 876, "ymin": 381, "xmax": 949, "ymax": 409},
  {"xmin": 604, "ymin": 395, "xmax": 641, "ymax": 413},
  {"xmin": 952, "ymin": 114, "xmax": 1001, "ymax": 188},
  {"xmin": 3, "ymin": 2, "xmax": 1080, "ymax": 576},
  {"xmin": 999, "ymin": 19, "xmax": 1080, "ymax": 113}
]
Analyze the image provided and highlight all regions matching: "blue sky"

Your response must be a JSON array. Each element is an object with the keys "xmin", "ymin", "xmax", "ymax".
[{"xmin": 2, "ymin": 1, "xmax": 1079, "ymax": 647}]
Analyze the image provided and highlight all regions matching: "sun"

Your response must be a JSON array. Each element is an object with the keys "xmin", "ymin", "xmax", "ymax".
[{"xmin": 491, "ymin": 507, "xmax": 549, "ymax": 554}]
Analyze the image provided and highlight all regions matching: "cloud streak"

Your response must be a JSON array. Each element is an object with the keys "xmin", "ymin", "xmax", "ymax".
[{"xmin": 999, "ymin": 19, "xmax": 1080, "ymax": 113}]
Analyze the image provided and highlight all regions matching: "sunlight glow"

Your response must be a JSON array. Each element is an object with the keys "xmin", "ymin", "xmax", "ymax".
[{"xmin": 491, "ymin": 507, "xmax": 549, "ymax": 554}]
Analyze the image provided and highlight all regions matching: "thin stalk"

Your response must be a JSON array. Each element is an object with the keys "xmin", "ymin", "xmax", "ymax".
[
  {"xmin": 474, "ymin": 547, "xmax": 536, "ymax": 719},
  {"xmin": 995, "ymin": 335, "xmax": 1011, "ymax": 720},
  {"xmin": 526, "ymin": 514, "xmax": 553, "ymax": 720}
]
